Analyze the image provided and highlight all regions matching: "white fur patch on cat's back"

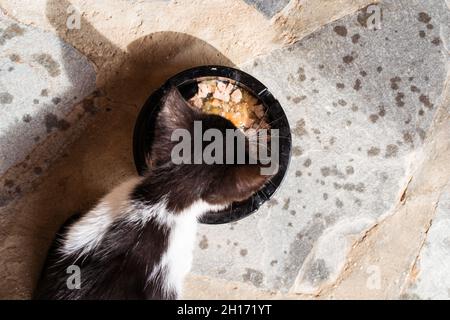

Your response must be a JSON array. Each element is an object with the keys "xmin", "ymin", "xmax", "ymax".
[
  {"xmin": 161, "ymin": 200, "xmax": 227, "ymax": 296},
  {"xmin": 61, "ymin": 177, "xmax": 142, "ymax": 257}
]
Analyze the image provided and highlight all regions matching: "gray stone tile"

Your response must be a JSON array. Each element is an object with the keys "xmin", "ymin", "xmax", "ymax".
[
  {"xmin": 0, "ymin": 15, "xmax": 96, "ymax": 176},
  {"xmin": 243, "ymin": 0, "xmax": 289, "ymax": 17}
]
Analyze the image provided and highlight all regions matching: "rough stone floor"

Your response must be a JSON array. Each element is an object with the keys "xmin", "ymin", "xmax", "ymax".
[{"xmin": 0, "ymin": 0, "xmax": 449, "ymax": 299}]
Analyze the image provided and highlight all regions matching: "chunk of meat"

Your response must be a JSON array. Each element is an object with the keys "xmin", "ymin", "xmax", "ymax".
[{"xmin": 231, "ymin": 89, "xmax": 243, "ymax": 103}]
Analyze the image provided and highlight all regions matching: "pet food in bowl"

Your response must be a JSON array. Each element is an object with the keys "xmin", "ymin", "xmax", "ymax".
[{"xmin": 188, "ymin": 79, "xmax": 270, "ymax": 133}]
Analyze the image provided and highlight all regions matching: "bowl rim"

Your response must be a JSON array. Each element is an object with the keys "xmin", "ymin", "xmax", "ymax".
[{"xmin": 133, "ymin": 65, "xmax": 292, "ymax": 224}]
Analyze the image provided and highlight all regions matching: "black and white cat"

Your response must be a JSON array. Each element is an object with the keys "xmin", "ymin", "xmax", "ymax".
[{"xmin": 35, "ymin": 87, "xmax": 269, "ymax": 300}]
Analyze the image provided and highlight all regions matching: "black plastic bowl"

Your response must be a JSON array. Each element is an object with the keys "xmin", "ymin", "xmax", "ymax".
[{"xmin": 133, "ymin": 65, "xmax": 291, "ymax": 224}]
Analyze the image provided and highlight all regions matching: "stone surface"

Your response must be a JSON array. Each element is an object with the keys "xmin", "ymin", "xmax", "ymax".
[
  {"xmin": 0, "ymin": 13, "xmax": 96, "ymax": 208},
  {"xmin": 403, "ymin": 184, "xmax": 450, "ymax": 299},
  {"xmin": 0, "ymin": 0, "xmax": 449, "ymax": 299},
  {"xmin": 243, "ymin": 0, "xmax": 290, "ymax": 17},
  {"xmin": 192, "ymin": 0, "xmax": 450, "ymax": 294}
]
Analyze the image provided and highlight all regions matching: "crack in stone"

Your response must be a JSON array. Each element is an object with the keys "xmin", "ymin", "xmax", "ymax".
[{"xmin": 399, "ymin": 194, "xmax": 442, "ymax": 297}]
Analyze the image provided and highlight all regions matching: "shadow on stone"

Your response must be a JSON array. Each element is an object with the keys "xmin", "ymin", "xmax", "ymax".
[{"xmin": 2, "ymin": 0, "xmax": 234, "ymax": 298}]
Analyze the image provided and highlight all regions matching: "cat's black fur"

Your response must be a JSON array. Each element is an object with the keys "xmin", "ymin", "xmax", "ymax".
[{"xmin": 34, "ymin": 87, "xmax": 270, "ymax": 300}]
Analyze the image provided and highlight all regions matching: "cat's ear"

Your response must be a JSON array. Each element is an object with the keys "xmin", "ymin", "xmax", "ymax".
[
  {"xmin": 157, "ymin": 86, "xmax": 197, "ymax": 131},
  {"xmin": 203, "ymin": 164, "xmax": 270, "ymax": 204},
  {"xmin": 150, "ymin": 87, "xmax": 197, "ymax": 167}
]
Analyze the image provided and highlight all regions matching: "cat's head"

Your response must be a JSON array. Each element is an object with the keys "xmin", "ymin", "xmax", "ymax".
[{"xmin": 149, "ymin": 87, "xmax": 272, "ymax": 209}]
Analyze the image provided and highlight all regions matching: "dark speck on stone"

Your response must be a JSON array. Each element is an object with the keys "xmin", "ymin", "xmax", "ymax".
[
  {"xmin": 419, "ymin": 94, "xmax": 433, "ymax": 109},
  {"xmin": 9, "ymin": 54, "xmax": 20, "ymax": 62},
  {"xmin": 336, "ymin": 83, "xmax": 345, "ymax": 89},
  {"xmin": 41, "ymin": 89, "xmax": 49, "ymax": 97},
  {"xmin": 242, "ymin": 268, "xmax": 264, "ymax": 287},
  {"xmin": 52, "ymin": 97, "xmax": 62, "ymax": 105},
  {"xmin": 282, "ymin": 198, "xmax": 291, "ymax": 210},
  {"xmin": 378, "ymin": 105, "xmax": 386, "ymax": 117},
  {"xmin": 0, "ymin": 92, "xmax": 13, "ymax": 104},
  {"xmin": 431, "ymin": 37, "xmax": 441, "ymax": 46},
  {"xmin": 333, "ymin": 25, "xmax": 347, "ymax": 37},
  {"xmin": 355, "ymin": 183, "xmax": 365, "ymax": 193},
  {"xmin": 346, "ymin": 166, "xmax": 354, "ymax": 175},
  {"xmin": 293, "ymin": 119, "xmax": 307, "ymax": 137},
  {"xmin": 32, "ymin": 53, "xmax": 61, "ymax": 77},
  {"xmin": 368, "ymin": 147, "xmax": 380, "ymax": 156},
  {"xmin": 335, "ymin": 198, "xmax": 344, "ymax": 208},
  {"xmin": 369, "ymin": 114, "xmax": 379, "ymax": 123},
  {"xmin": 426, "ymin": 24, "xmax": 433, "ymax": 30},
  {"xmin": 353, "ymin": 78, "xmax": 362, "ymax": 91},
  {"xmin": 293, "ymin": 96, "xmax": 307, "ymax": 103},
  {"xmin": 385, "ymin": 144, "xmax": 399, "ymax": 158},
  {"xmin": 360, "ymin": 70, "xmax": 367, "ymax": 77},
  {"xmin": 377, "ymin": 66, "xmax": 383, "ymax": 73},
  {"xmin": 33, "ymin": 99, "xmax": 39, "ymax": 104},
  {"xmin": 297, "ymin": 67, "xmax": 306, "ymax": 81},
  {"xmin": 44, "ymin": 113, "xmax": 70, "ymax": 132},
  {"xmin": 22, "ymin": 114, "xmax": 32, "ymax": 123},
  {"xmin": 411, "ymin": 85, "xmax": 420, "ymax": 93},
  {"xmin": 240, "ymin": 249, "xmax": 248, "ymax": 257},
  {"xmin": 343, "ymin": 55, "xmax": 354, "ymax": 64},
  {"xmin": 199, "ymin": 235, "xmax": 208, "ymax": 250},
  {"xmin": 323, "ymin": 193, "xmax": 328, "ymax": 200},
  {"xmin": 403, "ymin": 132, "xmax": 413, "ymax": 144},
  {"xmin": 292, "ymin": 146, "xmax": 303, "ymax": 156},
  {"xmin": 418, "ymin": 12, "xmax": 431, "ymax": 23},
  {"xmin": 270, "ymin": 260, "xmax": 278, "ymax": 266},
  {"xmin": 351, "ymin": 34, "xmax": 360, "ymax": 44},
  {"xmin": 290, "ymin": 210, "xmax": 296, "ymax": 216},
  {"xmin": 304, "ymin": 158, "xmax": 312, "ymax": 167},
  {"xmin": 321, "ymin": 167, "xmax": 330, "ymax": 177},
  {"xmin": 0, "ymin": 24, "xmax": 26, "ymax": 46},
  {"xmin": 396, "ymin": 92, "xmax": 405, "ymax": 107},
  {"xmin": 295, "ymin": 170, "xmax": 302, "ymax": 177},
  {"xmin": 390, "ymin": 77, "xmax": 401, "ymax": 90},
  {"xmin": 419, "ymin": 30, "xmax": 426, "ymax": 38},
  {"xmin": 338, "ymin": 99, "xmax": 347, "ymax": 106}
]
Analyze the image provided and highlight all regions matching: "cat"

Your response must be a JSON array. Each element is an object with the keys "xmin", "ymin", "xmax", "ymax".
[{"xmin": 34, "ymin": 87, "xmax": 270, "ymax": 300}]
